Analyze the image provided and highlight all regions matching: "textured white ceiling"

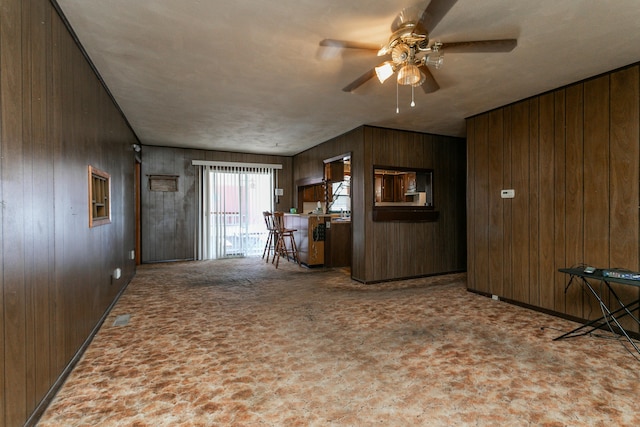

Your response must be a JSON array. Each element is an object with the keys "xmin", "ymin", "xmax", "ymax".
[{"xmin": 56, "ymin": 0, "xmax": 640, "ymax": 155}]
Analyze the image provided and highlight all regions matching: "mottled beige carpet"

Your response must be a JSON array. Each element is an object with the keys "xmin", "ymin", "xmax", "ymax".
[{"xmin": 38, "ymin": 258, "xmax": 640, "ymax": 426}]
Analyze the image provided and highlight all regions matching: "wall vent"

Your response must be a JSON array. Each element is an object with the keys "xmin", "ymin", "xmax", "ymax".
[
  {"xmin": 148, "ymin": 174, "xmax": 179, "ymax": 192},
  {"xmin": 113, "ymin": 314, "xmax": 131, "ymax": 327}
]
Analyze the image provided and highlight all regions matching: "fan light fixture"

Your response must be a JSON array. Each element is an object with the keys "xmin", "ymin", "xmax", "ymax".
[
  {"xmin": 375, "ymin": 62, "xmax": 395, "ymax": 83},
  {"xmin": 377, "ymin": 43, "xmax": 436, "ymax": 87},
  {"xmin": 397, "ymin": 64, "xmax": 422, "ymax": 86},
  {"xmin": 381, "ymin": 42, "xmax": 444, "ymax": 112},
  {"xmin": 425, "ymin": 49, "xmax": 444, "ymax": 69}
]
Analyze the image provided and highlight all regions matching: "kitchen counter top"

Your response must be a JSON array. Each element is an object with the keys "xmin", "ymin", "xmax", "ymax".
[
  {"xmin": 285, "ymin": 212, "xmax": 330, "ymax": 217},
  {"xmin": 286, "ymin": 213, "xmax": 350, "ymax": 222}
]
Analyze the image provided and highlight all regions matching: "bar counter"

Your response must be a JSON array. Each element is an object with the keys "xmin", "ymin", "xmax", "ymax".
[{"xmin": 284, "ymin": 214, "xmax": 329, "ymax": 266}]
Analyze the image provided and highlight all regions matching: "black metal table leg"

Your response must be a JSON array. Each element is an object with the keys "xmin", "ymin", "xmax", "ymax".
[{"xmin": 554, "ymin": 273, "xmax": 640, "ymax": 354}]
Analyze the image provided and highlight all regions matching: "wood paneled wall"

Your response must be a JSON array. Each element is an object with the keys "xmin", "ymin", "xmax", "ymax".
[
  {"xmin": 293, "ymin": 127, "xmax": 363, "ymax": 185},
  {"xmin": 362, "ymin": 127, "xmax": 467, "ymax": 282},
  {"xmin": 140, "ymin": 146, "xmax": 293, "ymax": 263},
  {"xmin": 0, "ymin": 1, "xmax": 138, "ymax": 425},
  {"xmin": 467, "ymin": 64, "xmax": 640, "ymax": 329},
  {"xmin": 293, "ymin": 126, "xmax": 466, "ymax": 283}
]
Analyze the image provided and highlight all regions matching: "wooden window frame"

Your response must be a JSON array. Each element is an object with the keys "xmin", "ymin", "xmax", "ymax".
[{"xmin": 89, "ymin": 165, "xmax": 111, "ymax": 227}]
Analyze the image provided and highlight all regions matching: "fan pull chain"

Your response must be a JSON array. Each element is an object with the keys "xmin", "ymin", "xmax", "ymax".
[
  {"xmin": 411, "ymin": 85, "xmax": 416, "ymax": 107},
  {"xmin": 396, "ymin": 80, "xmax": 399, "ymax": 114}
]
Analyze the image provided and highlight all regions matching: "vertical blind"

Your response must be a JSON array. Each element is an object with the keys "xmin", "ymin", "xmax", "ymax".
[{"xmin": 193, "ymin": 161, "xmax": 282, "ymax": 260}]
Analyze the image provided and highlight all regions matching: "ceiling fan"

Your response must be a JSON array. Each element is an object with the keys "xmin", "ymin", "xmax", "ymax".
[{"xmin": 320, "ymin": 0, "xmax": 517, "ymax": 94}]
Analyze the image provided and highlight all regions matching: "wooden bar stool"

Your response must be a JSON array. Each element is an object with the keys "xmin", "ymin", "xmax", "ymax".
[
  {"xmin": 272, "ymin": 211, "xmax": 300, "ymax": 268},
  {"xmin": 262, "ymin": 211, "xmax": 277, "ymax": 262}
]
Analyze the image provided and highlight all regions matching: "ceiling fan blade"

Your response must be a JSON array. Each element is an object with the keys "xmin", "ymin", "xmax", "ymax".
[
  {"xmin": 342, "ymin": 68, "xmax": 376, "ymax": 92},
  {"xmin": 417, "ymin": 0, "xmax": 458, "ymax": 34},
  {"xmin": 419, "ymin": 65, "xmax": 440, "ymax": 93},
  {"xmin": 441, "ymin": 39, "xmax": 517, "ymax": 53},
  {"xmin": 391, "ymin": 5, "xmax": 423, "ymax": 32},
  {"xmin": 320, "ymin": 39, "xmax": 381, "ymax": 51}
]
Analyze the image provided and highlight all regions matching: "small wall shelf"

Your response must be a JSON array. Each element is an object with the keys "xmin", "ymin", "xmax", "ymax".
[
  {"xmin": 88, "ymin": 165, "xmax": 111, "ymax": 227},
  {"xmin": 372, "ymin": 207, "xmax": 439, "ymax": 222}
]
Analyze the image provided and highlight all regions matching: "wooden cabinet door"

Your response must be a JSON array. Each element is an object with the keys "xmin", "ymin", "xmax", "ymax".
[
  {"xmin": 325, "ymin": 161, "xmax": 344, "ymax": 181},
  {"xmin": 374, "ymin": 175, "xmax": 383, "ymax": 202},
  {"xmin": 303, "ymin": 186, "xmax": 315, "ymax": 202},
  {"xmin": 394, "ymin": 175, "xmax": 405, "ymax": 201},
  {"xmin": 382, "ymin": 175, "xmax": 395, "ymax": 202}
]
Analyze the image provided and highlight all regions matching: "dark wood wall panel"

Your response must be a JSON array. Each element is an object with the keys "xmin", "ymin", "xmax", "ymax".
[
  {"xmin": 472, "ymin": 115, "xmax": 490, "ymax": 294},
  {"xmin": 510, "ymin": 101, "xmax": 531, "ymax": 304},
  {"xmin": 1, "ymin": 1, "xmax": 139, "ymax": 425},
  {"xmin": 0, "ymin": 0, "xmax": 8, "ymax": 414},
  {"xmin": 28, "ymin": 0, "xmax": 54, "ymax": 408},
  {"xmin": 528, "ymin": 98, "xmax": 540, "ymax": 306},
  {"xmin": 358, "ymin": 128, "xmax": 372, "ymax": 281},
  {"xmin": 502, "ymin": 107, "xmax": 514, "ymax": 300},
  {"xmin": 488, "ymin": 110, "xmax": 504, "ymax": 298},
  {"xmin": 538, "ymin": 93, "xmax": 556, "ymax": 311},
  {"xmin": 141, "ymin": 146, "xmax": 293, "ymax": 263},
  {"xmin": 434, "ymin": 134, "xmax": 465, "ymax": 273},
  {"xmin": 552, "ymin": 90, "xmax": 567, "ymax": 314},
  {"xmin": 2, "ymin": 0, "xmax": 28, "ymax": 421},
  {"xmin": 466, "ymin": 120, "xmax": 476, "ymax": 290},
  {"xmin": 563, "ymin": 84, "xmax": 585, "ymax": 318},
  {"xmin": 583, "ymin": 76, "xmax": 611, "ymax": 317},
  {"xmin": 451, "ymin": 138, "xmax": 467, "ymax": 270},
  {"xmin": 609, "ymin": 66, "xmax": 640, "ymax": 329},
  {"xmin": 467, "ymin": 64, "xmax": 640, "ymax": 331}
]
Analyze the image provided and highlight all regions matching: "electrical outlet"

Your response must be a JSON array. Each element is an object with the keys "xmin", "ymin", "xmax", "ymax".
[
  {"xmin": 492, "ymin": 294, "xmax": 499, "ymax": 301},
  {"xmin": 501, "ymin": 189, "xmax": 515, "ymax": 199}
]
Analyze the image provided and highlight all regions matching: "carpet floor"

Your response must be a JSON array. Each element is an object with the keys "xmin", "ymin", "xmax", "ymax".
[{"xmin": 37, "ymin": 257, "xmax": 640, "ymax": 426}]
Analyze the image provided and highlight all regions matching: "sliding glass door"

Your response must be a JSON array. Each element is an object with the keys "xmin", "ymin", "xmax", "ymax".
[{"xmin": 195, "ymin": 161, "xmax": 280, "ymax": 260}]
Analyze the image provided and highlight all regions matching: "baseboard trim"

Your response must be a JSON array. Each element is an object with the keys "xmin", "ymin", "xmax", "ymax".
[
  {"xmin": 352, "ymin": 269, "xmax": 467, "ymax": 285},
  {"xmin": 467, "ymin": 288, "xmax": 640, "ymax": 341}
]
